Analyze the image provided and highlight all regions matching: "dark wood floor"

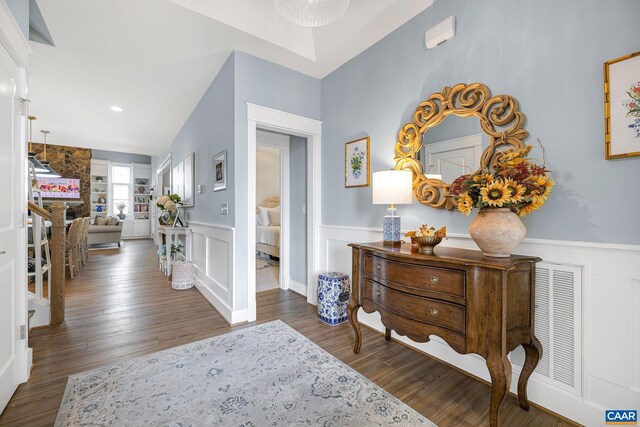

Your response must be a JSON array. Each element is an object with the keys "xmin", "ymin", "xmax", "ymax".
[{"xmin": 0, "ymin": 240, "xmax": 576, "ymax": 426}]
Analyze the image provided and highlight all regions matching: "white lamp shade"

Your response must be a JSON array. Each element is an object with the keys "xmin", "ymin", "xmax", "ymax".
[{"xmin": 372, "ymin": 170, "xmax": 413, "ymax": 205}]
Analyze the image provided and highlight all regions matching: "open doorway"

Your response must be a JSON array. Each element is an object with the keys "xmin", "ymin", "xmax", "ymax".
[
  {"xmin": 256, "ymin": 140, "xmax": 281, "ymax": 292},
  {"xmin": 254, "ymin": 129, "xmax": 307, "ymax": 297},
  {"xmin": 246, "ymin": 104, "xmax": 321, "ymax": 322}
]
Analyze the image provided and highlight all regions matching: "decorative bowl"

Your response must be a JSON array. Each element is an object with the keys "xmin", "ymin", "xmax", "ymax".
[{"xmin": 410, "ymin": 236, "xmax": 443, "ymax": 255}]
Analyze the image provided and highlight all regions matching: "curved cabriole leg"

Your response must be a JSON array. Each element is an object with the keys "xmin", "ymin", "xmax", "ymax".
[
  {"xmin": 486, "ymin": 354, "xmax": 512, "ymax": 427},
  {"xmin": 517, "ymin": 337, "xmax": 542, "ymax": 410},
  {"xmin": 385, "ymin": 328, "xmax": 391, "ymax": 341},
  {"xmin": 347, "ymin": 301, "xmax": 362, "ymax": 354}
]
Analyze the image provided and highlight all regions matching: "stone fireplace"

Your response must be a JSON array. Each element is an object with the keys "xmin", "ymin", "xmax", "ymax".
[{"xmin": 31, "ymin": 143, "xmax": 92, "ymax": 218}]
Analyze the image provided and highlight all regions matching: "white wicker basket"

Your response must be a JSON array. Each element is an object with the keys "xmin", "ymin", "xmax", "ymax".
[{"xmin": 171, "ymin": 259, "xmax": 194, "ymax": 290}]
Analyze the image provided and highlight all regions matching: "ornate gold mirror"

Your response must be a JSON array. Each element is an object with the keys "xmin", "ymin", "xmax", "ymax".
[{"xmin": 394, "ymin": 83, "xmax": 528, "ymax": 210}]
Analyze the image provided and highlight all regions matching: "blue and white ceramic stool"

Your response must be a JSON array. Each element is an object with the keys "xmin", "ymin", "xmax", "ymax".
[{"xmin": 317, "ymin": 272, "xmax": 350, "ymax": 325}]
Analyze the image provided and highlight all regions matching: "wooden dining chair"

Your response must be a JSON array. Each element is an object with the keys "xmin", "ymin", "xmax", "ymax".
[{"xmin": 79, "ymin": 217, "xmax": 90, "ymax": 268}]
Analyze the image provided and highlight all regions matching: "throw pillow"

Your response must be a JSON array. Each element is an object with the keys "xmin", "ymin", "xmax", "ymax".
[
  {"xmin": 258, "ymin": 207, "xmax": 271, "ymax": 227},
  {"xmin": 96, "ymin": 217, "xmax": 109, "ymax": 226},
  {"xmin": 108, "ymin": 216, "xmax": 119, "ymax": 226},
  {"xmin": 256, "ymin": 213, "xmax": 262, "ymax": 226},
  {"xmin": 267, "ymin": 207, "xmax": 281, "ymax": 226}
]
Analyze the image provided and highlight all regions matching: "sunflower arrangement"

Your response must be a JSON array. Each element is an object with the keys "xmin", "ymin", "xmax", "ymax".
[{"xmin": 449, "ymin": 145, "xmax": 553, "ymax": 217}]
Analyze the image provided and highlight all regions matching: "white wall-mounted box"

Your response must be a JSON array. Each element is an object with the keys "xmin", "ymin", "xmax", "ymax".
[{"xmin": 425, "ymin": 15, "xmax": 455, "ymax": 49}]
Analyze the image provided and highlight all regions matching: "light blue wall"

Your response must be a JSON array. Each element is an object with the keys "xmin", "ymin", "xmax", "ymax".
[
  {"xmin": 233, "ymin": 50, "xmax": 321, "ymax": 309},
  {"xmin": 157, "ymin": 53, "xmax": 235, "ymax": 226},
  {"xmin": 162, "ymin": 50, "xmax": 320, "ymax": 312},
  {"xmin": 321, "ymin": 0, "xmax": 640, "ymax": 245},
  {"xmin": 289, "ymin": 136, "xmax": 307, "ymax": 284},
  {"xmin": 92, "ymin": 149, "xmax": 151, "ymax": 165},
  {"xmin": 5, "ymin": 0, "xmax": 28, "ymax": 39}
]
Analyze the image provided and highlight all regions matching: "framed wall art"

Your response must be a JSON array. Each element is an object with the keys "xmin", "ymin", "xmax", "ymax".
[
  {"xmin": 213, "ymin": 150, "xmax": 227, "ymax": 192},
  {"xmin": 345, "ymin": 136, "xmax": 370, "ymax": 188},
  {"xmin": 182, "ymin": 152, "xmax": 195, "ymax": 207},
  {"xmin": 604, "ymin": 50, "xmax": 640, "ymax": 159}
]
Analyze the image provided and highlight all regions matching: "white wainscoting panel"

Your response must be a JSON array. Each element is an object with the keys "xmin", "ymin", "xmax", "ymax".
[
  {"xmin": 319, "ymin": 224, "xmax": 640, "ymax": 427},
  {"xmin": 188, "ymin": 222, "xmax": 239, "ymax": 324}
]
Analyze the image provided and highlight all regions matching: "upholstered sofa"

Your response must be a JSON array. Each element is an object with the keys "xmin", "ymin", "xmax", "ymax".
[{"xmin": 87, "ymin": 216, "xmax": 123, "ymax": 247}]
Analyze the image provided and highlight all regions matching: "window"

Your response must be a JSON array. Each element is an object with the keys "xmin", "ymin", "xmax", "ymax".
[{"xmin": 111, "ymin": 165, "xmax": 131, "ymax": 218}]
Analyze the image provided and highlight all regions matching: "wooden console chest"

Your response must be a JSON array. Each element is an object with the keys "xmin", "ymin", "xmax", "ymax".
[{"xmin": 348, "ymin": 242, "xmax": 542, "ymax": 427}]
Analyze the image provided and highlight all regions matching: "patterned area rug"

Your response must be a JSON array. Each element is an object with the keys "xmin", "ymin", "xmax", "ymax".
[{"xmin": 55, "ymin": 320, "xmax": 434, "ymax": 426}]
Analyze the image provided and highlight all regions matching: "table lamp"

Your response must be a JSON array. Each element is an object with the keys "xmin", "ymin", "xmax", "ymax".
[{"xmin": 372, "ymin": 170, "xmax": 413, "ymax": 246}]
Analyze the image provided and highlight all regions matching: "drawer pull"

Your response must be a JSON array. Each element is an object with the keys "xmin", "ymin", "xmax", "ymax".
[
  {"xmin": 430, "ymin": 308, "xmax": 439, "ymax": 316},
  {"xmin": 376, "ymin": 264, "xmax": 382, "ymax": 271},
  {"xmin": 375, "ymin": 290, "xmax": 381, "ymax": 297},
  {"xmin": 430, "ymin": 276, "xmax": 439, "ymax": 284}
]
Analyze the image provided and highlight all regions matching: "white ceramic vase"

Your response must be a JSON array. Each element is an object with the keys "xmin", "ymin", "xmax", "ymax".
[{"xmin": 469, "ymin": 208, "xmax": 526, "ymax": 257}]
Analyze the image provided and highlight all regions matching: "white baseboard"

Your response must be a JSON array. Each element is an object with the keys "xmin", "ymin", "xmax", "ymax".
[
  {"xmin": 194, "ymin": 275, "xmax": 232, "ymax": 321},
  {"xmin": 289, "ymin": 279, "xmax": 306, "ymax": 296},
  {"xmin": 25, "ymin": 347, "xmax": 32, "ymax": 382},
  {"xmin": 189, "ymin": 222, "xmax": 237, "ymax": 324},
  {"xmin": 195, "ymin": 275, "xmax": 248, "ymax": 326},
  {"xmin": 231, "ymin": 309, "xmax": 249, "ymax": 325}
]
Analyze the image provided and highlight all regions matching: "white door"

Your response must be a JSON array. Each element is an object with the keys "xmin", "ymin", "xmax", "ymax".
[
  {"xmin": 423, "ymin": 134, "xmax": 484, "ymax": 183},
  {"xmin": 0, "ymin": 42, "xmax": 28, "ymax": 412}
]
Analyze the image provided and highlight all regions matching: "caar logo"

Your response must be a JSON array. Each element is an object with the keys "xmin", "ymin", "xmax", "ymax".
[{"xmin": 606, "ymin": 410, "xmax": 637, "ymax": 425}]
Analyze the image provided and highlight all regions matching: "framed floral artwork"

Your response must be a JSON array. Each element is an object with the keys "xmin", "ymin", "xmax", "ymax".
[
  {"xmin": 345, "ymin": 137, "xmax": 370, "ymax": 188},
  {"xmin": 604, "ymin": 50, "xmax": 640, "ymax": 159}
]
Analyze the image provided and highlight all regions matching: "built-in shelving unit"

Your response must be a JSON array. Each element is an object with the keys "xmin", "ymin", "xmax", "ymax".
[
  {"xmin": 128, "ymin": 164, "xmax": 151, "ymax": 238},
  {"xmin": 133, "ymin": 177, "xmax": 150, "ymax": 220},
  {"xmin": 90, "ymin": 160, "xmax": 110, "ymax": 222},
  {"xmin": 89, "ymin": 160, "xmax": 151, "ymax": 239}
]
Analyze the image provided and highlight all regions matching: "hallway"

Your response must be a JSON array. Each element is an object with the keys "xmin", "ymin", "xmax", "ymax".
[{"xmin": 1, "ymin": 240, "xmax": 572, "ymax": 426}]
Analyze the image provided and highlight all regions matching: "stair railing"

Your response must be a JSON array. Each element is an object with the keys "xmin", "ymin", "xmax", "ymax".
[{"xmin": 28, "ymin": 201, "xmax": 67, "ymax": 324}]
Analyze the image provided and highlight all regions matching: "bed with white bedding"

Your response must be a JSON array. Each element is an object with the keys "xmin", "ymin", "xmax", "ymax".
[
  {"xmin": 256, "ymin": 225, "xmax": 280, "ymax": 257},
  {"xmin": 256, "ymin": 196, "xmax": 280, "ymax": 258}
]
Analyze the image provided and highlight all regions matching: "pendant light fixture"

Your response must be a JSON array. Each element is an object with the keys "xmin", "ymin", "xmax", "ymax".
[
  {"xmin": 274, "ymin": 0, "xmax": 350, "ymax": 27},
  {"xmin": 27, "ymin": 116, "xmax": 48, "ymax": 173},
  {"xmin": 37, "ymin": 130, "xmax": 60, "ymax": 178}
]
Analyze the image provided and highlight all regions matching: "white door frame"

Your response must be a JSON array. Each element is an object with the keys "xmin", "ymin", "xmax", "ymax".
[
  {"xmin": 247, "ymin": 104, "xmax": 321, "ymax": 321},
  {"xmin": 0, "ymin": 1, "xmax": 30, "ymax": 412},
  {"xmin": 256, "ymin": 132, "xmax": 290, "ymax": 291}
]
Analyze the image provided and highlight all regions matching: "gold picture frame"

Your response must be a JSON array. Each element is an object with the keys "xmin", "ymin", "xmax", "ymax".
[
  {"xmin": 345, "ymin": 137, "xmax": 370, "ymax": 188},
  {"xmin": 604, "ymin": 50, "xmax": 640, "ymax": 159}
]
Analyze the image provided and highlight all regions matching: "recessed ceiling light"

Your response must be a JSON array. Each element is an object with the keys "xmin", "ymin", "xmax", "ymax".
[{"xmin": 110, "ymin": 106, "xmax": 123, "ymax": 112}]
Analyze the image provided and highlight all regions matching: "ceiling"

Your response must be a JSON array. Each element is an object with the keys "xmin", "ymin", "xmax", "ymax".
[{"xmin": 29, "ymin": 0, "xmax": 435, "ymax": 155}]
